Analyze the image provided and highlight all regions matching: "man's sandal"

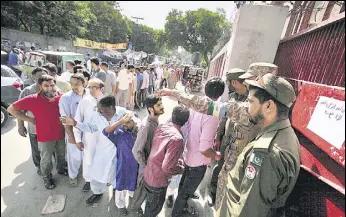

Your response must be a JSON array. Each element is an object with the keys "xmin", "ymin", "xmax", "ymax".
[
  {"xmin": 69, "ymin": 178, "xmax": 78, "ymax": 187},
  {"xmin": 82, "ymin": 182, "xmax": 90, "ymax": 192},
  {"xmin": 86, "ymin": 194, "xmax": 103, "ymax": 206},
  {"xmin": 57, "ymin": 169, "xmax": 68, "ymax": 176},
  {"xmin": 117, "ymin": 207, "xmax": 129, "ymax": 216},
  {"xmin": 44, "ymin": 178, "xmax": 56, "ymax": 190}
]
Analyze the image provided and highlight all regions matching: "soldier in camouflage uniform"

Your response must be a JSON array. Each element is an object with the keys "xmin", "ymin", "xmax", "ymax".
[
  {"xmin": 209, "ymin": 68, "xmax": 249, "ymax": 206},
  {"xmin": 158, "ymin": 69, "xmax": 300, "ymax": 217},
  {"xmin": 216, "ymin": 73, "xmax": 299, "ymax": 217},
  {"xmin": 214, "ymin": 62, "xmax": 279, "ymax": 209}
]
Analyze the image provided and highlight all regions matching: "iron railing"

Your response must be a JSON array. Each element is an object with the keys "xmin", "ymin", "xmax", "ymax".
[{"xmin": 274, "ymin": 13, "xmax": 345, "ymax": 87}]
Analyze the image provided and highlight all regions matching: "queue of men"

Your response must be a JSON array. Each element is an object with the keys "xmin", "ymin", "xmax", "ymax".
[{"xmin": 7, "ymin": 60, "xmax": 300, "ymax": 217}]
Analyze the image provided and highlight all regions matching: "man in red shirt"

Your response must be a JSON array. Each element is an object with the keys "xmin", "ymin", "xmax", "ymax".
[
  {"xmin": 142, "ymin": 106, "xmax": 190, "ymax": 217},
  {"xmin": 7, "ymin": 75, "xmax": 67, "ymax": 190}
]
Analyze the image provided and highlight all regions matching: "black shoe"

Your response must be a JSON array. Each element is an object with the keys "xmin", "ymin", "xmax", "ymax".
[
  {"xmin": 166, "ymin": 195, "xmax": 174, "ymax": 208},
  {"xmin": 82, "ymin": 182, "xmax": 90, "ymax": 192},
  {"xmin": 190, "ymin": 192, "xmax": 200, "ymax": 200},
  {"xmin": 57, "ymin": 168, "xmax": 68, "ymax": 176},
  {"xmin": 86, "ymin": 194, "xmax": 103, "ymax": 206},
  {"xmin": 44, "ymin": 178, "xmax": 56, "ymax": 190}
]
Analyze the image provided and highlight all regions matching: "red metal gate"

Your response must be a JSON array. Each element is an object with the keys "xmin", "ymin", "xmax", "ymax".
[{"xmin": 274, "ymin": 13, "xmax": 345, "ymax": 87}]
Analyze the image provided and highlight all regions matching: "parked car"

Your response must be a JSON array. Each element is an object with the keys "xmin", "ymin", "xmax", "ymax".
[
  {"xmin": 1, "ymin": 65, "xmax": 24, "ymax": 127},
  {"xmin": 1, "ymin": 50, "xmax": 34, "ymax": 88}
]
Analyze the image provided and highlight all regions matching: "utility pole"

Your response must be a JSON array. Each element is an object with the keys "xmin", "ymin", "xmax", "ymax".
[{"xmin": 131, "ymin": 16, "xmax": 144, "ymax": 51}]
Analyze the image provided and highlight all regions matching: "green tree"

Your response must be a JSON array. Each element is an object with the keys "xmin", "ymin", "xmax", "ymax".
[
  {"xmin": 211, "ymin": 21, "xmax": 232, "ymax": 58},
  {"xmin": 85, "ymin": 1, "xmax": 130, "ymax": 43},
  {"xmin": 1, "ymin": 1, "xmax": 166, "ymax": 53},
  {"xmin": 1, "ymin": 1, "xmax": 94, "ymax": 38},
  {"xmin": 164, "ymin": 8, "xmax": 228, "ymax": 66}
]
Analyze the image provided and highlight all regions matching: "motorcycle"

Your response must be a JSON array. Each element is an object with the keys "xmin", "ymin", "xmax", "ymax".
[{"xmin": 182, "ymin": 79, "xmax": 202, "ymax": 94}]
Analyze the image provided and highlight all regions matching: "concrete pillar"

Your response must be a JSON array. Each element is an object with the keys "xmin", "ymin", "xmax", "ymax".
[{"xmin": 223, "ymin": 4, "xmax": 288, "ymax": 77}]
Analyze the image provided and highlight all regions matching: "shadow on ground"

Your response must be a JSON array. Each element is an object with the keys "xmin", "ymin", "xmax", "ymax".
[
  {"xmin": 1, "ymin": 158, "xmax": 114, "ymax": 217},
  {"xmin": 1, "ymin": 157, "xmax": 41, "ymax": 217}
]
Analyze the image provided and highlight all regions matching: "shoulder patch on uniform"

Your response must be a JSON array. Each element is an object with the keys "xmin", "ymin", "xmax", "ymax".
[
  {"xmin": 250, "ymin": 153, "xmax": 263, "ymax": 167},
  {"xmin": 253, "ymin": 130, "xmax": 278, "ymax": 152},
  {"xmin": 245, "ymin": 165, "xmax": 256, "ymax": 180}
]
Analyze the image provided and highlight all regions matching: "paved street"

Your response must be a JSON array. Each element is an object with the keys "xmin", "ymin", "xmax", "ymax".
[{"xmin": 1, "ymin": 89, "xmax": 216, "ymax": 217}]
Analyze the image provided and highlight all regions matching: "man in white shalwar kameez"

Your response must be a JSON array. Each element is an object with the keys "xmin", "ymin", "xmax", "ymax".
[
  {"xmin": 71, "ymin": 78, "xmax": 105, "ymax": 191},
  {"xmin": 59, "ymin": 74, "xmax": 90, "ymax": 188},
  {"xmin": 62, "ymin": 94, "xmax": 127, "ymax": 206}
]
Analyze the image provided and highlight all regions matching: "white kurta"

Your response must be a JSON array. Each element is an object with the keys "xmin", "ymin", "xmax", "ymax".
[
  {"xmin": 59, "ymin": 90, "xmax": 90, "ymax": 179},
  {"xmin": 75, "ymin": 106, "xmax": 128, "ymax": 184},
  {"xmin": 73, "ymin": 95, "xmax": 100, "ymax": 166}
]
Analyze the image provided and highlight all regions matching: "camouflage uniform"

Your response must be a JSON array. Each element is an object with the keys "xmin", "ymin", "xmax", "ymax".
[
  {"xmin": 172, "ymin": 73, "xmax": 300, "ymax": 217},
  {"xmin": 210, "ymin": 68, "xmax": 248, "ymax": 200},
  {"xmin": 172, "ymin": 84, "xmax": 259, "ymax": 206},
  {"xmin": 239, "ymin": 62, "xmax": 278, "ymax": 80},
  {"xmin": 171, "ymin": 63, "xmax": 296, "ymax": 216},
  {"xmin": 216, "ymin": 73, "xmax": 300, "ymax": 217},
  {"xmin": 214, "ymin": 63, "xmax": 279, "ymax": 208}
]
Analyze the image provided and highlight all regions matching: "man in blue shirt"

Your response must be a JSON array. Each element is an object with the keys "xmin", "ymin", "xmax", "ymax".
[{"xmin": 8, "ymin": 46, "xmax": 19, "ymax": 66}]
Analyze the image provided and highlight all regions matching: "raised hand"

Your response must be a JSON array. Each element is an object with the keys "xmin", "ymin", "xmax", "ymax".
[{"xmin": 215, "ymin": 151, "xmax": 222, "ymax": 161}]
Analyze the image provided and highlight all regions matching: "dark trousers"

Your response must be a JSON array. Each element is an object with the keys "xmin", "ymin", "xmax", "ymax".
[
  {"xmin": 148, "ymin": 85, "xmax": 154, "ymax": 94},
  {"xmin": 137, "ymin": 88, "xmax": 148, "ymax": 107},
  {"xmin": 29, "ymin": 134, "xmax": 41, "ymax": 168},
  {"xmin": 172, "ymin": 165, "xmax": 207, "ymax": 217},
  {"xmin": 38, "ymin": 139, "xmax": 66, "ymax": 179},
  {"xmin": 29, "ymin": 134, "xmax": 60, "ymax": 170},
  {"xmin": 210, "ymin": 144, "xmax": 227, "ymax": 195},
  {"xmin": 130, "ymin": 167, "xmax": 147, "ymax": 211},
  {"xmin": 143, "ymin": 183, "xmax": 167, "ymax": 217}
]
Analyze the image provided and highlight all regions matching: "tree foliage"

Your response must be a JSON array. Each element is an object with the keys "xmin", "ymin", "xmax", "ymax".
[
  {"xmin": 164, "ymin": 8, "xmax": 228, "ymax": 65},
  {"xmin": 1, "ymin": 1, "xmax": 229, "ymax": 57},
  {"xmin": 211, "ymin": 21, "xmax": 232, "ymax": 58},
  {"xmin": 0, "ymin": 1, "xmax": 163, "ymax": 53}
]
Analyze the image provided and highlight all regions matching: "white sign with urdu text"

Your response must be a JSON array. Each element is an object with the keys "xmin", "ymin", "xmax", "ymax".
[{"xmin": 307, "ymin": 96, "xmax": 345, "ymax": 149}]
